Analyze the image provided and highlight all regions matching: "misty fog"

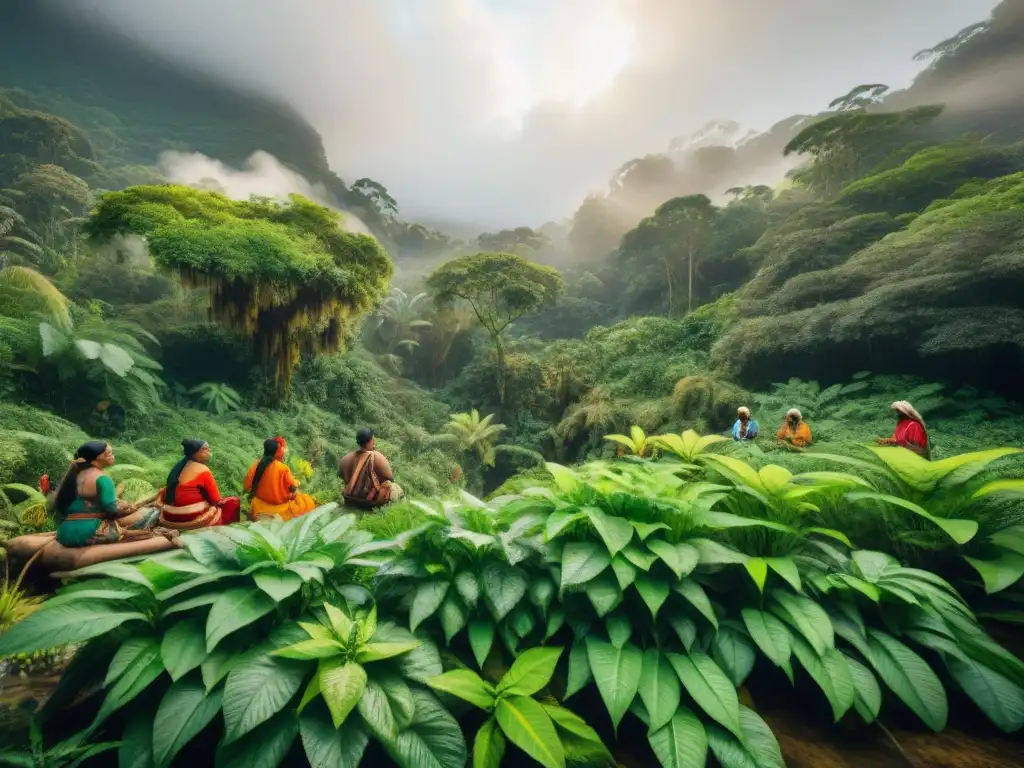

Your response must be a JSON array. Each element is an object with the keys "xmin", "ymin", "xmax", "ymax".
[{"xmin": 58, "ymin": 0, "xmax": 998, "ymax": 228}]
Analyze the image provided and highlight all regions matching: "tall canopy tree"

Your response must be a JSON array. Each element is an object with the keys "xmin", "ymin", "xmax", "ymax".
[
  {"xmin": 620, "ymin": 194, "xmax": 717, "ymax": 314},
  {"xmin": 85, "ymin": 185, "xmax": 392, "ymax": 397},
  {"xmin": 427, "ymin": 252, "xmax": 562, "ymax": 404}
]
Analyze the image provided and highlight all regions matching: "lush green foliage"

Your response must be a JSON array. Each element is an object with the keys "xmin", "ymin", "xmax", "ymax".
[
  {"xmin": 3, "ymin": 440, "xmax": 1023, "ymax": 766},
  {"xmin": 85, "ymin": 186, "xmax": 392, "ymax": 395}
]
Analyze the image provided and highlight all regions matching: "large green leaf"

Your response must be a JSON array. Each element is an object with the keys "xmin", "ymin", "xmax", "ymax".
[
  {"xmin": 610, "ymin": 556, "xmax": 638, "ymax": 590},
  {"xmin": 648, "ymin": 707, "xmax": 707, "ymax": 768},
  {"xmin": 299, "ymin": 702, "xmax": 368, "ymax": 768},
  {"xmin": 864, "ymin": 630, "xmax": 947, "ymax": 731},
  {"xmin": 964, "ymin": 552, "xmax": 1024, "ymax": 595},
  {"xmin": 844, "ymin": 653, "xmax": 881, "ymax": 723},
  {"xmin": 667, "ymin": 651, "xmax": 742, "ymax": 739},
  {"xmin": 438, "ymin": 594, "xmax": 467, "ymax": 643},
  {"xmin": 205, "ymin": 587, "xmax": 275, "ymax": 653},
  {"xmin": 498, "ymin": 646, "xmax": 563, "ymax": 696},
  {"xmin": 482, "ymin": 561, "xmax": 529, "ymax": 621},
  {"xmin": 562, "ymin": 541, "xmax": 611, "ymax": 588},
  {"xmin": 252, "ymin": 570, "xmax": 303, "ymax": 602},
  {"xmin": 743, "ymin": 557, "xmax": 768, "ymax": 593},
  {"xmin": 712, "ymin": 626, "xmax": 756, "ymax": 687},
  {"xmin": 428, "ymin": 669, "xmax": 496, "ymax": 710},
  {"xmin": 765, "ymin": 557, "xmax": 802, "ymax": 592},
  {"xmin": 106, "ymin": 637, "xmax": 159, "ymax": 686},
  {"xmin": 152, "ymin": 674, "xmax": 223, "ymax": 768},
  {"xmin": 318, "ymin": 659, "xmax": 367, "ymax": 728},
  {"xmin": 638, "ymin": 649, "xmax": 682, "ymax": 732},
  {"xmin": 0, "ymin": 601, "xmax": 147, "ymax": 656},
  {"xmin": 706, "ymin": 706, "xmax": 785, "ymax": 768},
  {"xmin": 411, "ymin": 580, "xmax": 451, "ymax": 632},
  {"xmin": 95, "ymin": 639, "xmax": 165, "ymax": 725},
  {"xmin": 473, "ymin": 717, "xmax": 506, "ymax": 768},
  {"xmin": 585, "ymin": 572, "xmax": 622, "ymax": 617},
  {"xmin": 585, "ymin": 637, "xmax": 643, "ymax": 732},
  {"xmin": 669, "ymin": 616, "xmax": 697, "ymax": 651},
  {"xmin": 790, "ymin": 635, "xmax": 854, "ymax": 722},
  {"xmin": 647, "ymin": 540, "xmax": 699, "ymax": 580},
  {"xmin": 222, "ymin": 651, "xmax": 306, "ymax": 744},
  {"xmin": 495, "ymin": 695, "xmax": 565, "ymax": 768},
  {"xmin": 740, "ymin": 608, "xmax": 791, "ymax": 670},
  {"xmin": 356, "ymin": 676, "xmax": 397, "ymax": 739},
  {"xmin": 119, "ymin": 710, "xmax": 155, "ymax": 768},
  {"xmin": 455, "ymin": 571, "xmax": 481, "ymax": 609},
  {"xmin": 845, "ymin": 491, "xmax": 978, "ymax": 545},
  {"xmin": 944, "ymin": 652, "xmax": 1024, "ymax": 733},
  {"xmin": 585, "ymin": 507, "xmax": 634, "ymax": 557},
  {"xmin": 469, "ymin": 621, "xmax": 495, "ymax": 669},
  {"xmin": 566, "ymin": 642, "xmax": 592, "ymax": 699},
  {"xmin": 622, "ymin": 544, "xmax": 659, "ymax": 571},
  {"xmin": 215, "ymin": 710, "xmax": 297, "ymax": 768},
  {"xmin": 675, "ymin": 579, "xmax": 718, "ymax": 628},
  {"xmin": 634, "ymin": 573, "xmax": 670, "ymax": 619},
  {"xmin": 529, "ymin": 578, "xmax": 555, "ymax": 614},
  {"xmin": 384, "ymin": 689, "xmax": 468, "ymax": 768},
  {"xmin": 161, "ymin": 619, "xmax": 207, "ymax": 682},
  {"xmin": 770, "ymin": 591, "xmax": 833, "ymax": 655}
]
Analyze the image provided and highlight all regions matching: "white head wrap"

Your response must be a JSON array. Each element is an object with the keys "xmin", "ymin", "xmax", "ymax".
[{"xmin": 891, "ymin": 401, "xmax": 925, "ymax": 428}]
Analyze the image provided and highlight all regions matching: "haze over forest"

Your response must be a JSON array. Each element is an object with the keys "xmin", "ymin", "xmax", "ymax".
[{"xmin": 52, "ymin": 0, "xmax": 999, "ymax": 227}]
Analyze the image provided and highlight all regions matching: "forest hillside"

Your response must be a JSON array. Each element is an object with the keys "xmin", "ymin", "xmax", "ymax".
[{"xmin": 3, "ymin": 2, "xmax": 1024, "ymax": 768}]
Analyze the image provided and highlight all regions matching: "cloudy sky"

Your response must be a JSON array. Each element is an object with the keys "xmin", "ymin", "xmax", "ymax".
[{"xmin": 64, "ymin": 0, "xmax": 997, "ymax": 226}]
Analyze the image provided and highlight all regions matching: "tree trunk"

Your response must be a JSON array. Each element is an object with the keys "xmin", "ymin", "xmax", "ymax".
[
  {"xmin": 687, "ymin": 243, "xmax": 694, "ymax": 314},
  {"xmin": 662, "ymin": 256, "xmax": 674, "ymax": 314},
  {"xmin": 494, "ymin": 332, "xmax": 507, "ymax": 404}
]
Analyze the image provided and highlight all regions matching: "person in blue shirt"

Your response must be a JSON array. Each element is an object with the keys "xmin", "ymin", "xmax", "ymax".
[{"xmin": 732, "ymin": 407, "xmax": 759, "ymax": 441}]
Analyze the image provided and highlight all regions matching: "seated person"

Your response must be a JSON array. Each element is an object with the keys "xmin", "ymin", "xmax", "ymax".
[
  {"xmin": 339, "ymin": 428, "xmax": 404, "ymax": 510},
  {"xmin": 776, "ymin": 408, "xmax": 813, "ymax": 448},
  {"xmin": 877, "ymin": 400, "xmax": 930, "ymax": 459},
  {"xmin": 244, "ymin": 437, "xmax": 316, "ymax": 521},
  {"xmin": 732, "ymin": 407, "xmax": 759, "ymax": 441},
  {"xmin": 52, "ymin": 441, "xmax": 163, "ymax": 548},
  {"xmin": 158, "ymin": 438, "xmax": 241, "ymax": 530}
]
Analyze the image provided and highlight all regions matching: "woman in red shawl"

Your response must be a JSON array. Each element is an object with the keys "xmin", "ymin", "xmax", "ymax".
[{"xmin": 877, "ymin": 400, "xmax": 930, "ymax": 458}]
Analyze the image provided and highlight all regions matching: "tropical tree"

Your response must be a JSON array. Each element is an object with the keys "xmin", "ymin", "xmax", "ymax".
[
  {"xmin": 351, "ymin": 177, "xmax": 399, "ymax": 219},
  {"xmin": 85, "ymin": 186, "xmax": 392, "ymax": 397},
  {"xmin": 476, "ymin": 227, "xmax": 550, "ymax": 256},
  {"xmin": 427, "ymin": 252, "xmax": 562, "ymax": 404},
  {"xmin": 444, "ymin": 409, "xmax": 507, "ymax": 467},
  {"xmin": 620, "ymin": 195, "xmax": 716, "ymax": 314},
  {"xmin": 0, "ymin": 265, "xmax": 71, "ymax": 329},
  {"xmin": 371, "ymin": 288, "xmax": 432, "ymax": 373},
  {"xmin": 189, "ymin": 382, "xmax": 243, "ymax": 415},
  {"xmin": 828, "ymin": 83, "xmax": 890, "ymax": 113}
]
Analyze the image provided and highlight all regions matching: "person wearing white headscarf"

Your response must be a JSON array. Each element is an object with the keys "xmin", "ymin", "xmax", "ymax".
[
  {"xmin": 732, "ymin": 407, "xmax": 759, "ymax": 441},
  {"xmin": 878, "ymin": 401, "xmax": 930, "ymax": 458},
  {"xmin": 776, "ymin": 408, "xmax": 812, "ymax": 448}
]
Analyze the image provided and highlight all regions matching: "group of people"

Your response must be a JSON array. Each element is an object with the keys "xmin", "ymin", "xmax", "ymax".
[
  {"xmin": 49, "ymin": 428, "xmax": 403, "ymax": 550},
  {"xmin": 731, "ymin": 400, "xmax": 930, "ymax": 456}
]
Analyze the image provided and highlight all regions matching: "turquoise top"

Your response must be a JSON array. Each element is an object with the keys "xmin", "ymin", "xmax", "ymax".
[{"xmin": 55, "ymin": 473, "xmax": 119, "ymax": 548}]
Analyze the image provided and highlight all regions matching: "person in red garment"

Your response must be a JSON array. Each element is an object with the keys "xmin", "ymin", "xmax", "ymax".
[
  {"xmin": 158, "ymin": 438, "xmax": 241, "ymax": 529},
  {"xmin": 877, "ymin": 401, "xmax": 930, "ymax": 458}
]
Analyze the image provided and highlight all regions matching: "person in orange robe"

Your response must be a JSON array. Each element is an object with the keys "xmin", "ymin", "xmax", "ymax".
[
  {"xmin": 776, "ymin": 408, "xmax": 813, "ymax": 448},
  {"xmin": 159, "ymin": 438, "xmax": 240, "ymax": 530},
  {"xmin": 243, "ymin": 437, "xmax": 316, "ymax": 521}
]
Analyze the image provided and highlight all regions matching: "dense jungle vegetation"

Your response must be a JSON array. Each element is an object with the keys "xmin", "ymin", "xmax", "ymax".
[{"xmin": 2, "ymin": 1, "xmax": 1024, "ymax": 766}]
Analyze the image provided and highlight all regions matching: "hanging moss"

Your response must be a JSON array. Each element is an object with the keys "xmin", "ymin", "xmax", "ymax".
[{"xmin": 86, "ymin": 185, "xmax": 392, "ymax": 396}]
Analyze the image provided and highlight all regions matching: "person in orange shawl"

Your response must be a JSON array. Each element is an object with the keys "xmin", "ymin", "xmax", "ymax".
[
  {"xmin": 243, "ymin": 437, "xmax": 316, "ymax": 521},
  {"xmin": 158, "ymin": 438, "xmax": 240, "ymax": 530},
  {"xmin": 776, "ymin": 408, "xmax": 813, "ymax": 448},
  {"xmin": 877, "ymin": 400, "xmax": 930, "ymax": 458}
]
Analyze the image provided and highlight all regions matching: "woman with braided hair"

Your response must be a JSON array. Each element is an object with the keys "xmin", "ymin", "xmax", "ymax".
[
  {"xmin": 52, "ymin": 441, "xmax": 163, "ymax": 547},
  {"xmin": 243, "ymin": 437, "xmax": 316, "ymax": 520},
  {"xmin": 158, "ymin": 438, "xmax": 240, "ymax": 530}
]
